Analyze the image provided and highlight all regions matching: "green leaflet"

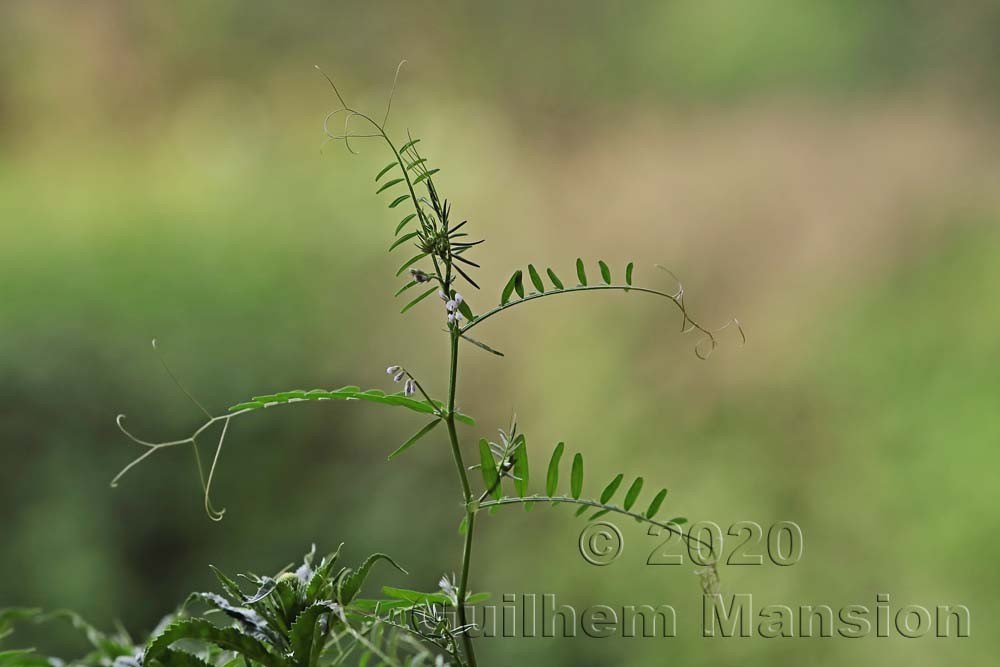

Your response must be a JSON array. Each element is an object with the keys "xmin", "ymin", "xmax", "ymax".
[
  {"xmin": 478, "ymin": 438, "xmax": 501, "ymax": 500},
  {"xmin": 394, "ymin": 280, "xmax": 417, "ymax": 297},
  {"xmin": 387, "ymin": 419, "xmax": 440, "ymax": 460},
  {"xmin": 546, "ymin": 442, "xmax": 564, "ymax": 496},
  {"xmin": 646, "ymin": 488, "xmax": 668, "ymax": 519},
  {"xmin": 146, "ymin": 618, "xmax": 282, "ymax": 667},
  {"xmin": 460, "ymin": 333, "xmax": 504, "ymax": 357},
  {"xmin": 512, "ymin": 434, "xmax": 529, "ymax": 498},
  {"xmin": 571, "ymin": 453, "xmax": 583, "ymax": 499},
  {"xmin": 387, "ymin": 231, "xmax": 419, "ymax": 252},
  {"xmin": 243, "ymin": 577, "xmax": 278, "ymax": 604},
  {"xmin": 375, "ymin": 177, "xmax": 404, "ymax": 195},
  {"xmin": 600, "ymin": 474, "xmax": 624, "ymax": 504},
  {"xmin": 405, "ymin": 158, "xmax": 428, "ymax": 171},
  {"xmin": 599, "ymin": 260, "xmax": 612, "ymax": 284},
  {"xmin": 277, "ymin": 390, "xmax": 307, "ymax": 400},
  {"xmin": 457, "ymin": 299, "xmax": 475, "ymax": 321},
  {"xmin": 576, "ymin": 258, "xmax": 587, "ymax": 285},
  {"xmin": 399, "ymin": 138, "xmax": 421, "ymax": 153},
  {"xmin": 394, "ymin": 213, "xmax": 417, "ymax": 235},
  {"xmin": 400, "ymin": 286, "xmax": 437, "ymax": 314},
  {"xmin": 306, "ymin": 544, "xmax": 343, "ymax": 601},
  {"xmin": 395, "ymin": 252, "xmax": 427, "ymax": 276},
  {"xmin": 337, "ymin": 553, "xmax": 407, "ymax": 605},
  {"xmin": 209, "ymin": 565, "xmax": 245, "ymax": 602},
  {"xmin": 546, "ymin": 268, "xmax": 564, "ymax": 290},
  {"xmin": 625, "ymin": 261, "xmax": 634, "ymax": 286},
  {"xmin": 374, "ymin": 161, "xmax": 398, "ymax": 181},
  {"xmin": 513, "ymin": 271, "xmax": 525, "ymax": 298},
  {"xmin": 624, "ymin": 477, "xmax": 644, "ymax": 510},
  {"xmin": 412, "ymin": 168, "xmax": 440, "ymax": 185},
  {"xmin": 501, "ymin": 270, "xmax": 522, "ymax": 305},
  {"xmin": 388, "ymin": 195, "xmax": 409, "ymax": 209},
  {"xmin": 527, "ymin": 264, "xmax": 545, "ymax": 293},
  {"xmin": 289, "ymin": 603, "xmax": 332, "ymax": 667},
  {"xmin": 148, "ymin": 649, "xmax": 214, "ymax": 667},
  {"xmin": 382, "ymin": 586, "xmax": 452, "ymax": 607}
]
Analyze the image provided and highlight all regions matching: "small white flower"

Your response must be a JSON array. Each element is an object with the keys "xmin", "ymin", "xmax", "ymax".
[
  {"xmin": 393, "ymin": 371, "xmax": 406, "ymax": 382},
  {"xmin": 447, "ymin": 313, "xmax": 456, "ymax": 324},
  {"xmin": 446, "ymin": 300, "xmax": 457, "ymax": 312},
  {"xmin": 386, "ymin": 365, "xmax": 401, "ymax": 375},
  {"xmin": 438, "ymin": 289, "xmax": 447, "ymax": 301},
  {"xmin": 403, "ymin": 379, "xmax": 416, "ymax": 396},
  {"xmin": 454, "ymin": 293, "xmax": 463, "ymax": 305}
]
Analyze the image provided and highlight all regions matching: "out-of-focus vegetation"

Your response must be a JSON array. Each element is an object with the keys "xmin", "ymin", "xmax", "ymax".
[{"xmin": 2, "ymin": 1, "xmax": 998, "ymax": 665}]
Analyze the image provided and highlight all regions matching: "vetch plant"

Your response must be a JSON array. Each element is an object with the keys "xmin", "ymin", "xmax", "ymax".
[{"xmin": 2, "ymin": 65, "xmax": 742, "ymax": 667}]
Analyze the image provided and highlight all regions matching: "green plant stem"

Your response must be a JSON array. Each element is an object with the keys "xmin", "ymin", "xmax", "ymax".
[
  {"xmin": 445, "ymin": 328, "xmax": 478, "ymax": 667},
  {"xmin": 458, "ymin": 510, "xmax": 477, "ymax": 657}
]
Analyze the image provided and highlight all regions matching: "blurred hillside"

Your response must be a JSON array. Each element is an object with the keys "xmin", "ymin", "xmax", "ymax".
[{"xmin": 1, "ymin": 2, "xmax": 998, "ymax": 665}]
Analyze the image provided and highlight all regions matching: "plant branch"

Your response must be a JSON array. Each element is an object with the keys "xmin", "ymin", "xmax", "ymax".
[
  {"xmin": 472, "ymin": 495, "xmax": 718, "ymax": 559},
  {"xmin": 461, "ymin": 283, "xmax": 744, "ymax": 360}
]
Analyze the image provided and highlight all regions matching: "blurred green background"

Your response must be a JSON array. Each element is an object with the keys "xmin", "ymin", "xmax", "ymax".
[{"xmin": 2, "ymin": 1, "xmax": 998, "ymax": 665}]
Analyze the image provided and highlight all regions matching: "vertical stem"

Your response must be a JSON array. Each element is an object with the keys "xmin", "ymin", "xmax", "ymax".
[
  {"xmin": 458, "ymin": 509, "xmax": 477, "ymax": 660},
  {"xmin": 445, "ymin": 329, "xmax": 478, "ymax": 667}
]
